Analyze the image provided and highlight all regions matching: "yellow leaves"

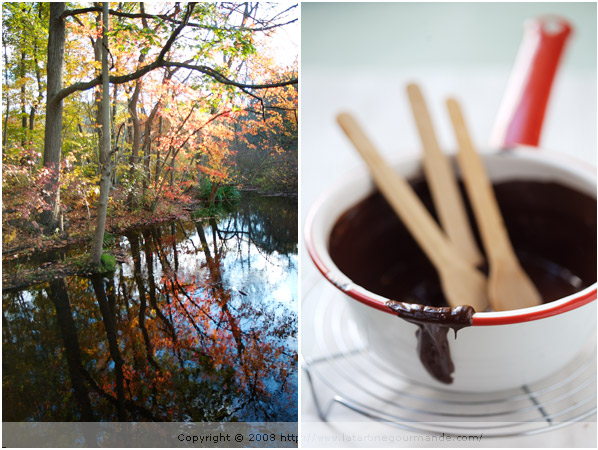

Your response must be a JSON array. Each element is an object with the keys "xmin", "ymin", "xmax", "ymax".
[
  {"xmin": 87, "ymin": 186, "xmax": 100, "ymax": 204},
  {"xmin": 4, "ymin": 229, "xmax": 18, "ymax": 245}
]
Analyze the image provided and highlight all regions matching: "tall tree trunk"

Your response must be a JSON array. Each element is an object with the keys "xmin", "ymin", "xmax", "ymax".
[
  {"xmin": 126, "ymin": 3, "xmax": 150, "ymax": 207},
  {"xmin": 29, "ymin": 3, "xmax": 44, "ymax": 141},
  {"xmin": 2, "ymin": 95, "xmax": 9, "ymax": 152},
  {"xmin": 128, "ymin": 82, "xmax": 141, "ymax": 167},
  {"xmin": 20, "ymin": 52, "xmax": 27, "ymax": 147},
  {"xmin": 92, "ymin": 11, "xmax": 103, "ymax": 171},
  {"xmin": 2, "ymin": 33, "xmax": 9, "ymax": 150},
  {"xmin": 126, "ymin": 3, "xmax": 148, "ymax": 173},
  {"xmin": 111, "ymin": 84, "xmax": 120, "ymax": 186},
  {"xmin": 170, "ymin": 154, "xmax": 175, "ymax": 187},
  {"xmin": 41, "ymin": 2, "xmax": 66, "ymax": 230},
  {"xmin": 90, "ymin": 2, "xmax": 112, "ymax": 266},
  {"xmin": 154, "ymin": 116, "xmax": 163, "ymax": 189},
  {"xmin": 126, "ymin": 82, "xmax": 141, "ymax": 208}
]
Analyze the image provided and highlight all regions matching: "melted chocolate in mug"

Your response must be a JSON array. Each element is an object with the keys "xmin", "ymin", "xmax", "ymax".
[{"xmin": 329, "ymin": 179, "xmax": 597, "ymax": 384}]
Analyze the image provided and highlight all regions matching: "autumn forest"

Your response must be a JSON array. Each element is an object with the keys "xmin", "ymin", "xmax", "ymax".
[{"xmin": 2, "ymin": 2, "xmax": 298, "ymax": 426}]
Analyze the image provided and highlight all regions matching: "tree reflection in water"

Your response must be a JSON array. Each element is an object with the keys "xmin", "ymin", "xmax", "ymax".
[{"xmin": 3, "ymin": 193, "xmax": 298, "ymax": 422}]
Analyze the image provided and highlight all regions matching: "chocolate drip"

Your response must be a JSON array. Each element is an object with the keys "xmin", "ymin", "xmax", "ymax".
[{"xmin": 387, "ymin": 301, "xmax": 474, "ymax": 383}]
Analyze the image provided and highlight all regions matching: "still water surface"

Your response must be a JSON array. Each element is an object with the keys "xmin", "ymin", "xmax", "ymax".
[{"xmin": 3, "ymin": 193, "xmax": 298, "ymax": 422}]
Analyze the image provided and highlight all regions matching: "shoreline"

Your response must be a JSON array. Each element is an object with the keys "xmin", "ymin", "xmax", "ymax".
[{"xmin": 2, "ymin": 190, "xmax": 297, "ymax": 292}]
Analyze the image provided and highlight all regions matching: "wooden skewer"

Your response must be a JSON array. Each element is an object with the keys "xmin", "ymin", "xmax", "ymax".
[
  {"xmin": 446, "ymin": 98, "xmax": 542, "ymax": 311},
  {"xmin": 406, "ymin": 83, "xmax": 484, "ymax": 267},
  {"xmin": 337, "ymin": 112, "xmax": 489, "ymax": 312}
]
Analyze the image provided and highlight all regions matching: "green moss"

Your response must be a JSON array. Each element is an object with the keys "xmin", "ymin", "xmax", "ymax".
[{"xmin": 100, "ymin": 253, "xmax": 116, "ymax": 272}]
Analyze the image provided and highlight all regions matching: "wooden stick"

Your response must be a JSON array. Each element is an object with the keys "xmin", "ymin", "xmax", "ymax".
[
  {"xmin": 406, "ymin": 83, "xmax": 484, "ymax": 267},
  {"xmin": 337, "ymin": 112, "xmax": 489, "ymax": 311},
  {"xmin": 446, "ymin": 98, "xmax": 541, "ymax": 311}
]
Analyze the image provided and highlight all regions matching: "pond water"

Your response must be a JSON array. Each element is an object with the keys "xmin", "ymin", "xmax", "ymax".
[{"xmin": 3, "ymin": 192, "xmax": 298, "ymax": 422}]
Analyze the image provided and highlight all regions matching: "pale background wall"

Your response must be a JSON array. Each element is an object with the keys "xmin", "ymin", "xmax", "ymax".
[{"xmin": 302, "ymin": 2, "xmax": 596, "ymax": 71}]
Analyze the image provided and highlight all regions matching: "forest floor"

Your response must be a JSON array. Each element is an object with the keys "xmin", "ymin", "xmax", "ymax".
[{"xmin": 2, "ymin": 186, "xmax": 202, "ymax": 291}]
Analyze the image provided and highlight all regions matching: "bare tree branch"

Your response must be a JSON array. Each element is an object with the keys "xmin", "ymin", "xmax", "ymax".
[
  {"xmin": 164, "ymin": 61, "xmax": 297, "ymax": 88},
  {"xmin": 60, "ymin": 5, "xmax": 297, "ymax": 32},
  {"xmin": 156, "ymin": 2, "xmax": 196, "ymax": 64},
  {"xmin": 53, "ymin": 60, "xmax": 297, "ymax": 105}
]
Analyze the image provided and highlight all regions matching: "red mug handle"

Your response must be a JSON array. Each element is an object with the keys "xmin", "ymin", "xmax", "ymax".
[{"xmin": 491, "ymin": 16, "xmax": 572, "ymax": 149}]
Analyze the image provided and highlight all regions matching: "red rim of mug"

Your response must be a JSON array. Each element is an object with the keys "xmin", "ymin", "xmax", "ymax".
[{"xmin": 304, "ymin": 150, "xmax": 597, "ymax": 326}]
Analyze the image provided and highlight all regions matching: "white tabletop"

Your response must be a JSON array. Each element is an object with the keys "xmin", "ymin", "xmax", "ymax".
[{"xmin": 300, "ymin": 3, "xmax": 596, "ymax": 447}]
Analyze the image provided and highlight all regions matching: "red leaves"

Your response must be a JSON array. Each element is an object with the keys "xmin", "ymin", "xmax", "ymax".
[{"xmin": 197, "ymin": 165, "xmax": 226, "ymax": 180}]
